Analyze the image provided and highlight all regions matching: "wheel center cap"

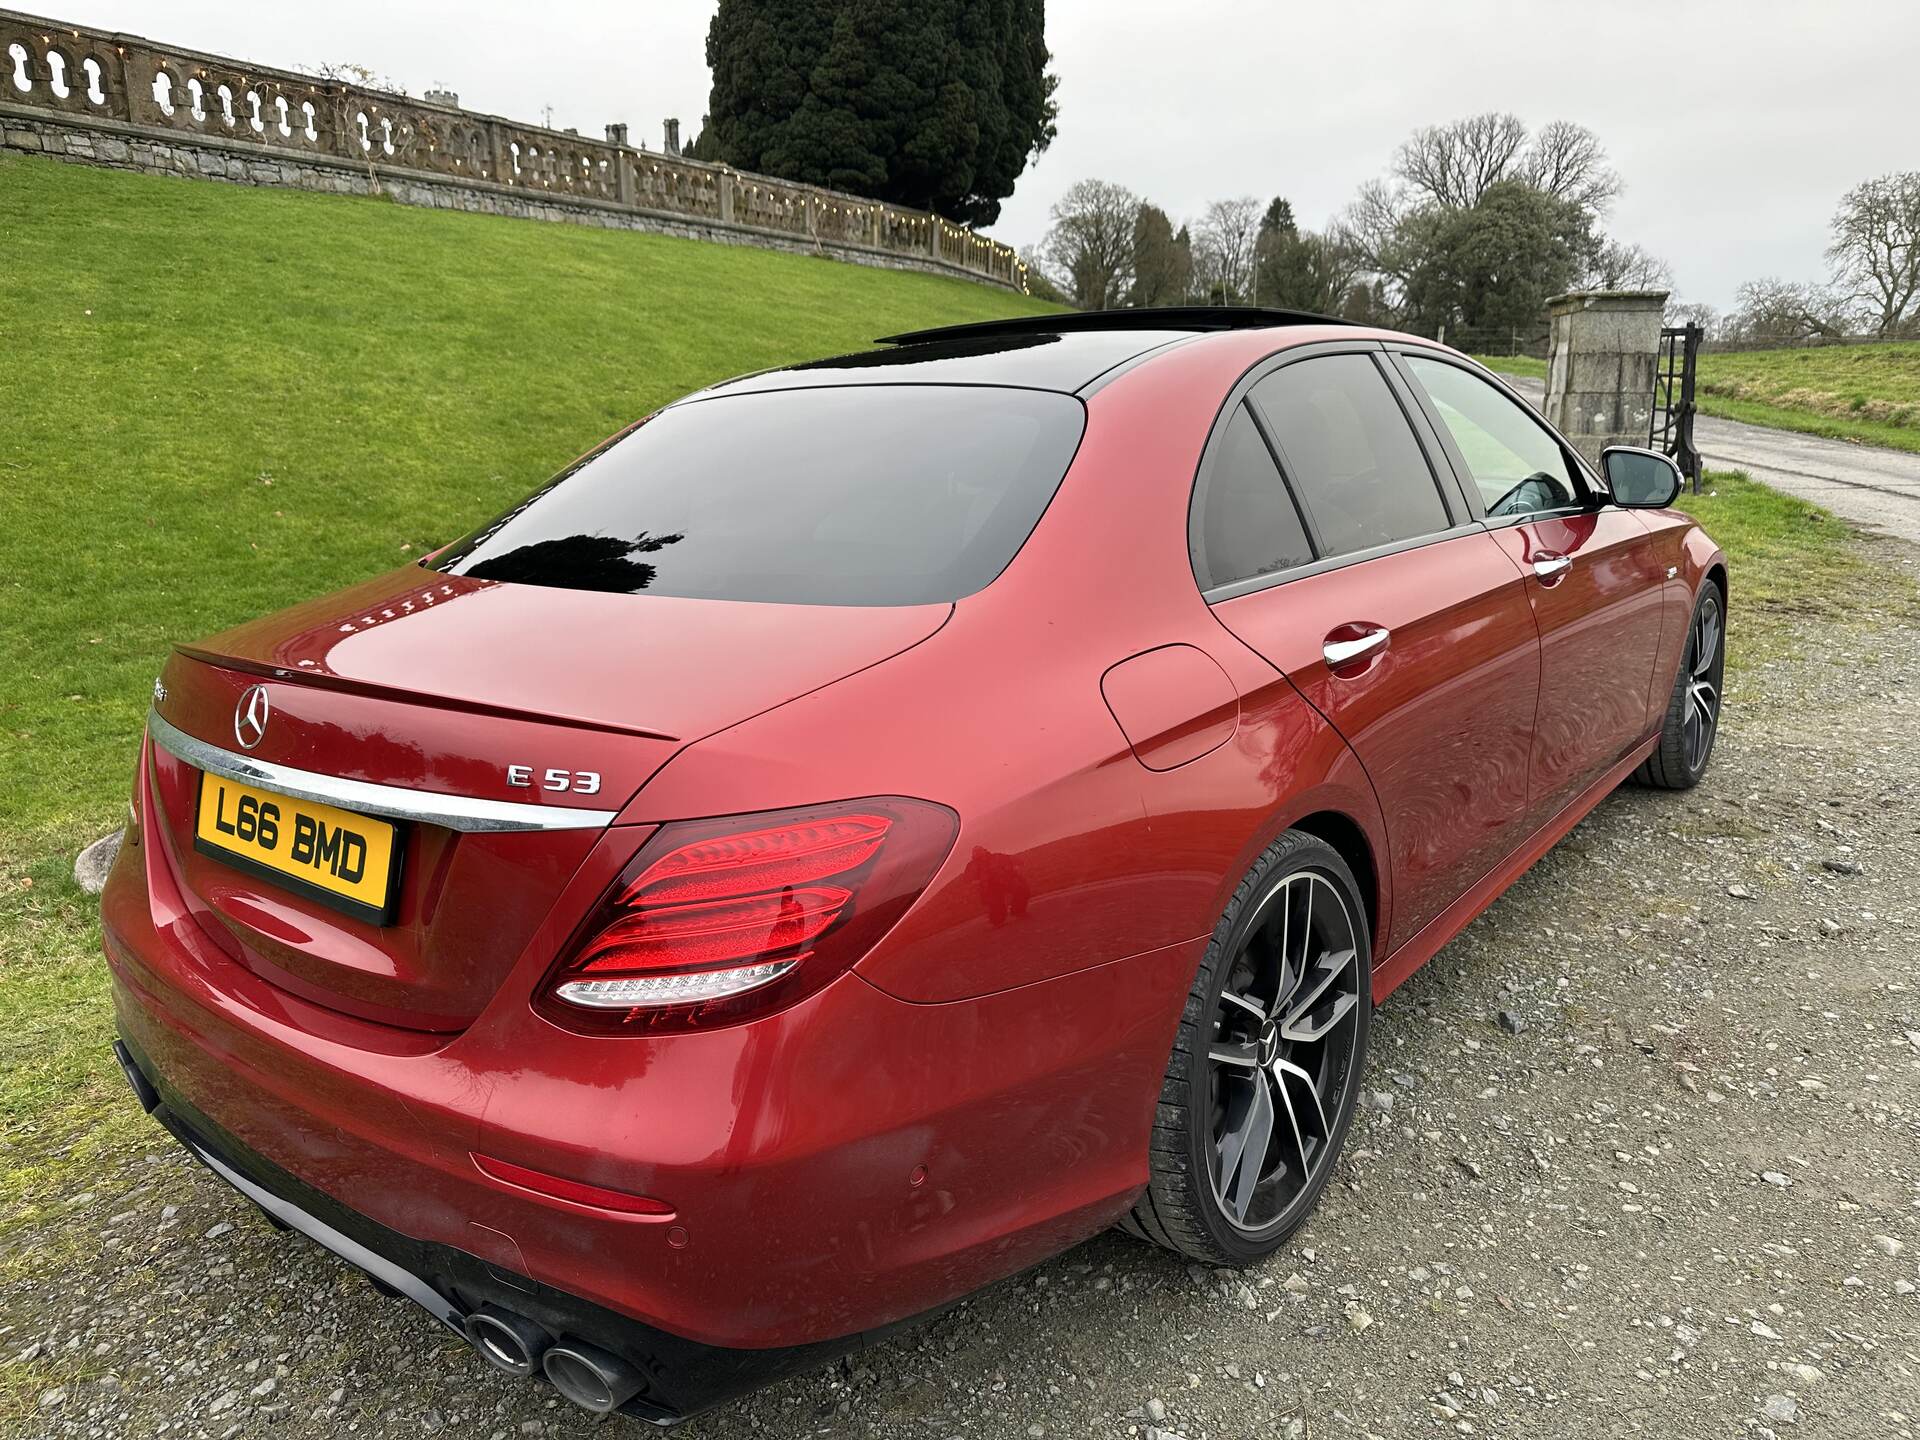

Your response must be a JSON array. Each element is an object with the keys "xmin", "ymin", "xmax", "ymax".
[{"xmin": 1257, "ymin": 1020, "xmax": 1281, "ymax": 1066}]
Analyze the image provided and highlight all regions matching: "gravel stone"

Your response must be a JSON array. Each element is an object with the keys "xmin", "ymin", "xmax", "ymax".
[{"xmin": 9, "ymin": 517, "xmax": 1920, "ymax": 1440}]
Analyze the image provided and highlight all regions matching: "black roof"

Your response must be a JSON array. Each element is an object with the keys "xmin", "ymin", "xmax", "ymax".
[
  {"xmin": 699, "ymin": 328, "xmax": 1198, "ymax": 397},
  {"xmin": 697, "ymin": 307, "xmax": 1355, "ymax": 401},
  {"xmin": 876, "ymin": 305, "xmax": 1352, "ymax": 346}
]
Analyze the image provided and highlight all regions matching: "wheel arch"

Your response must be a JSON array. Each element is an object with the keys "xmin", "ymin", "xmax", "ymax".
[
  {"xmin": 1288, "ymin": 808, "xmax": 1381, "ymax": 960},
  {"xmin": 1703, "ymin": 558, "xmax": 1728, "ymax": 610}
]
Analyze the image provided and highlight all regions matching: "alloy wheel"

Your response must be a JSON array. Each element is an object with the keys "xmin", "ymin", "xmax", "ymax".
[
  {"xmin": 1205, "ymin": 870, "xmax": 1363, "ymax": 1233},
  {"xmin": 1683, "ymin": 592, "xmax": 1723, "ymax": 773}
]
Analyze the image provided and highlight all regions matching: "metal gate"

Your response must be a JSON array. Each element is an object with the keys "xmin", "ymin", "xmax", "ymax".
[{"xmin": 1651, "ymin": 323, "xmax": 1703, "ymax": 491}]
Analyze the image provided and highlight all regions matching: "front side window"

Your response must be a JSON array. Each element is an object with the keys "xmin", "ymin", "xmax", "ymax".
[
  {"xmin": 1248, "ymin": 355, "xmax": 1452, "ymax": 559},
  {"xmin": 1403, "ymin": 356, "xmax": 1585, "ymax": 517},
  {"xmin": 432, "ymin": 385, "xmax": 1086, "ymax": 606}
]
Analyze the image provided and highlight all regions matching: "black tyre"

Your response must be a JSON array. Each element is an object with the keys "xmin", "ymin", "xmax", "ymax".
[
  {"xmin": 1634, "ymin": 582, "xmax": 1725, "ymax": 790},
  {"xmin": 1124, "ymin": 831, "xmax": 1371, "ymax": 1266}
]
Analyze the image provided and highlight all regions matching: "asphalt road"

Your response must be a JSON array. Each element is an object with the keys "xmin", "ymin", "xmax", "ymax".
[{"xmin": 1503, "ymin": 375, "xmax": 1920, "ymax": 544}]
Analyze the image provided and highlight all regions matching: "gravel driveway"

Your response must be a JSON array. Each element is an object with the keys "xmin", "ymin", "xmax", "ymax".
[
  {"xmin": 8, "ymin": 541, "xmax": 1919, "ymax": 1440},
  {"xmin": 1502, "ymin": 374, "xmax": 1920, "ymax": 546}
]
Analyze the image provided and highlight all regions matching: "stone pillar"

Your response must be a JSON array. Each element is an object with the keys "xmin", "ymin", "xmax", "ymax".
[
  {"xmin": 1543, "ymin": 289, "xmax": 1668, "ymax": 468},
  {"xmin": 605, "ymin": 123, "xmax": 634, "ymax": 203},
  {"xmin": 662, "ymin": 118, "xmax": 680, "ymax": 156}
]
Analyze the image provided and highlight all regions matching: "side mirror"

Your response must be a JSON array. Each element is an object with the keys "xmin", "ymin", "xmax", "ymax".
[{"xmin": 1601, "ymin": 446, "xmax": 1683, "ymax": 509}]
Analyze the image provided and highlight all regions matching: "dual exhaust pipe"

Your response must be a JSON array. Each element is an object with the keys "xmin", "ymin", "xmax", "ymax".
[{"xmin": 463, "ymin": 1305, "xmax": 645, "ymax": 1415}]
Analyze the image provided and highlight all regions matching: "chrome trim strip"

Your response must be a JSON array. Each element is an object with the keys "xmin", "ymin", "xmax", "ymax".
[
  {"xmin": 188, "ymin": 1128, "xmax": 467, "ymax": 1334},
  {"xmin": 145, "ymin": 710, "xmax": 618, "ymax": 833}
]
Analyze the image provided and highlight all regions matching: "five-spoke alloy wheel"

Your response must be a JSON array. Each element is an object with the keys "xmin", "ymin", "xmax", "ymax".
[
  {"xmin": 1126, "ymin": 831, "xmax": 1371, "ymax": 1265},
  {"xmin": 1637, "ymin": 582, "xmax": 1726, "ymax": 790}
]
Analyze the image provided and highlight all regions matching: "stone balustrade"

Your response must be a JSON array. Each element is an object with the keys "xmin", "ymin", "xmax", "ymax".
[{"xmin": 0, "ymin": 8, "xmax": 1028, "ymax": 291}]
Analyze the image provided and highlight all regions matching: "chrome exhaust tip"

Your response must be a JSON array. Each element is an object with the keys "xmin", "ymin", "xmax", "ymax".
[
  {"xmin": 542, "ymin": 1339, "xmax": 646, "ymax": 1414},
  {"xmin": 463, "ymin": 1305, "xmax": 550, "ymax": 1379}
]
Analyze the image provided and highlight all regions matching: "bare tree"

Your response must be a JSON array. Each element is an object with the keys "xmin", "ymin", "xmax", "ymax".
[
  {"xmin": 1394, "ymin": 112, "xmax": 1529, "ymax": 210},
  {"xmin": 1337, "ymin": 177, "xmax": 1414, "ymax": 299},
  {"xmin": 1040, "ymin": 179, "xmax": 1141, "ymax": 310},
  {"xmin": 304, "ymin": 60, "xmax": 408, "ymax": 94},
  {"xmin": 1256, "ymin": 220, "xmax": 1366, "ymax": 315},
  {"xmin": 1665, "ymin": 298, "xmax": 1718, "ymax": 339},
  {"xmin": 1585, "ymin": 238, "xmax": 1671, "ymax": 291},
  {"xmin": 1827, "ymin": 171, "xmax": 1920, "ymax": 337},
  {"xmin": 1017, "ymin": 245, "xmax": 1069, "ymax": 305},
  {"xmin": 1194, "ymin": 196, "xmax": 1263, "ymax": 302},
  {"xmin": 1519, "ymin": 120, "xmax": 1621, "ymax": 215},
  {"xmin": 1724, "ymin": 277, "xmax": 1849, "ymax": 346}
]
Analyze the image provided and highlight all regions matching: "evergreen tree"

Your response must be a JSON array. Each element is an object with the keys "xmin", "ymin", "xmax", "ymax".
[
  {"xmin": 704, "ymin": 0, "xmax": 1059, "ymax": 225},
  {"xmin": 1128, "ymin": 203, "xmax": 1191, "ymax": 307},
  {"xmin": 1398, "ymin": 179, "xmax": 1589, "ymax": 336}
]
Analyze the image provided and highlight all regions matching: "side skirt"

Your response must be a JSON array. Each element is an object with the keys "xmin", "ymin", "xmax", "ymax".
[{"xmin": 1370, "ymin": 732, "xmax": 1661, "ymax": 1001}]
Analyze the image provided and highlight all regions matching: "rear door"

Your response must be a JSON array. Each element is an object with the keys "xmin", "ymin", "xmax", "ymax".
[
  {"xmin": 1394, "ymin": 352, "xmax": 1666, "ymax": 820},
  {"xmin": 1199, "ymin": 347, "xmax": 1541, "ymax": 954}
]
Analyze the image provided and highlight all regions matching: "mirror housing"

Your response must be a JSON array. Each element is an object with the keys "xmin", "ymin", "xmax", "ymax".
[{"xmin": 1601, "ymin": 446, "xmax": 1684, "ymax": 509}]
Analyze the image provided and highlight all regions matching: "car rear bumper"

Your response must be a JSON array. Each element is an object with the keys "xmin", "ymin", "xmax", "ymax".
[
  {"xmin": 100, "ymin": 821, "xmax": 1199, "ymax": 1411},
  {"xmin": 111, "ymin": 1032, "xmax": 849, "ymax": 1423}
]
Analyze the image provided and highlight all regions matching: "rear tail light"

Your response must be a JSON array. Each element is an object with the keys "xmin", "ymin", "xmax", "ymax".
[{"xmin": 536, "ymin": 798, "xmax": 957, "ymax": 1034}]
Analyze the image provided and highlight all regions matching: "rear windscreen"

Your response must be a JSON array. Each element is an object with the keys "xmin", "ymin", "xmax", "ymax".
[{"xmin": 430, "ymin": 385, "xmax": 1087, "ymax": 606}]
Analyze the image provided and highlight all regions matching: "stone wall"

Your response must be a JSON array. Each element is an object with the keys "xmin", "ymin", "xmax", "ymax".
[{"xmin": 0, "ymin": 8, "xmax": 1028, "ymax": 291}]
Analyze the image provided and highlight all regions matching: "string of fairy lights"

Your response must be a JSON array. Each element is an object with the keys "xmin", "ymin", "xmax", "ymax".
[{"xmin": 28, "ymin": 25, "xmax": 1031, "ymax": 293}]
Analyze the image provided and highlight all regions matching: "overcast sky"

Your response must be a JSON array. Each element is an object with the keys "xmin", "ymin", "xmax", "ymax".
[{"xmin": 55, "ymin": 0, "xmax": 1920, "ymax": 311}]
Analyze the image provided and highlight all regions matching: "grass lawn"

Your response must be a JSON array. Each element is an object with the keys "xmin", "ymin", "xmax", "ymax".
[
  {"xmin": 0, "ymin": 155, "xmax": 1907, "ymax": 1241},
  {"xmin": 1471, "ymin": 344, "xmax": 1920, "ymax": 455},
  {"xmin": 0, "ymin": 153, "xmax": 1051, "ymax": 1230}
]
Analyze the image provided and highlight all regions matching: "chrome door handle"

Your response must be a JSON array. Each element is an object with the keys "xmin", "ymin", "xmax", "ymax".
[
  {"xmin": 1533, "ymin": 554, "xmax": 1572, "ymax": 580},
  {"xmin": 1323, "ymin": 627, "xmax": 1389, "ymax": 666}
]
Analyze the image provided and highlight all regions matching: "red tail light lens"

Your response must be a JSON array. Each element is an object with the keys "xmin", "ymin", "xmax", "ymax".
[{"xmin": 537, "ymin": 798, "xmax": 957, "ymax": 1034}]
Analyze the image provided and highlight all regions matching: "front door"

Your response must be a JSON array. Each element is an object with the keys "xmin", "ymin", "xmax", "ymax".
[
  {"xmin": 1196, "ymin": 351, "xmax": 1541, "ymax": 954},
  {"xmin": 1482, "ymin": 509, "xmax": 1665, "ymax": 814},
  {"xmin": 1396, "ymin": 353, "xmax": 1666, "ymax": 820}
]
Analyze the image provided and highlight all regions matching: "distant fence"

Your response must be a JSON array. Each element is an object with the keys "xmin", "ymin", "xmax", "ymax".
[
  {"xmin": 1701, "ymin": 333, "xmax": 1918, "ymax": 353},
  {"xmin": 1438, "ymin": 324, "xmax": 1920, "ymax": 359},
  {"xmin": 1441, "ymin": 325, "xmax": 1552, "ymax": 359},
  {"xmin": 0, "ymin": 8, "xmax": 1027, "ymax": 291}
]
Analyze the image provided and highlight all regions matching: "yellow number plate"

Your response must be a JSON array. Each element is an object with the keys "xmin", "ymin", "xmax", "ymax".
[{"xmin": 194, "ymin": 773, "xmax": 402, "ymax": 925}]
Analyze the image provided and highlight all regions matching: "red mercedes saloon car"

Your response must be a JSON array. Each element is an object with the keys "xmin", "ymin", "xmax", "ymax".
[{"xmin": 103, "ymin": 307, "xmax": 1725, "ymax": 1422}]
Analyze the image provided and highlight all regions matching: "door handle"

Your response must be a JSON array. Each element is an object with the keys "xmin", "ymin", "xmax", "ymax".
[
  {"xmin": 1323, "ymin": 626, "xmax": 1389, "ymax": 667},
  {"xmin": 1533, "ymin": 553, "xmax": 1572, "ymax": 581}
]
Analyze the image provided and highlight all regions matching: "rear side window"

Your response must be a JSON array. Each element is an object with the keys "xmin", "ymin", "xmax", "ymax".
[
  {"xmin": 432, "ymin": 385, "xmax": 1086, "ymax": 606},
  {"xmin": 1191, "ymin": 405, "xmax": 1315, "ymax": 590},
  {"xmin": 1249, "ymin": 355, "xmax": 1451, "ymax": 558}
]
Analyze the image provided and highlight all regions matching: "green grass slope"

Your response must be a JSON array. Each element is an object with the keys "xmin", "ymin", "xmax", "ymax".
[
  {"xmin": 0, "ymin": 152, "xmax": 1051, "ymax": 1228},
  {"xmin": 0, "ymin": 153, "xmax": 1054, "ymax": 849},
  {"xmin": 1470, "ymin": 344, "xmax": 1920, "ymax": 455}
]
